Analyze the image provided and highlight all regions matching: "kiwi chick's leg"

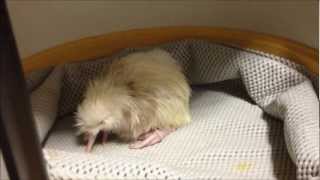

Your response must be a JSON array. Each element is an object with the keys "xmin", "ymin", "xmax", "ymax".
[{"xmin": 129, "ymin": 128, "xmax": 175, "ymax": 149}]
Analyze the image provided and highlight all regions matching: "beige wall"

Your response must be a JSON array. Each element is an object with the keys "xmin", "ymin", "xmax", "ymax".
[{"xmin": 7, "ymin": 0, "xmax": 318, "ymax": 58}]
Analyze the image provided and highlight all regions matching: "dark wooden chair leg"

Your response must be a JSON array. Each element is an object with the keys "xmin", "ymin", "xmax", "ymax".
[{"xmin": 0, "ymin": 1, "xmax": 49, "ymax": 180}]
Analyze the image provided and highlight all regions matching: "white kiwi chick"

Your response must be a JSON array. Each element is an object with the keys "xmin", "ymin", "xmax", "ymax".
[{"xmin": 75, "ymin": 49, "xmax": 191, "ymax": 152}]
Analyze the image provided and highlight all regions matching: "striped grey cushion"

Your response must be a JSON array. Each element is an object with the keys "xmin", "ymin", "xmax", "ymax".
[{"xmin": 25, "ymin": 39, "xmax": 318, "ymax": 180}]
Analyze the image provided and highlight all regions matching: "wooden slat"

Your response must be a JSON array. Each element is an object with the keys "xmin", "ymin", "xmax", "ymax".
[
  {"xmin": 0, "ymin": 1, "xmax": 49, "ymax": 180},
  {"xmin": 23, "ymin": 26, "xmax": 318, "ymax": 75}
]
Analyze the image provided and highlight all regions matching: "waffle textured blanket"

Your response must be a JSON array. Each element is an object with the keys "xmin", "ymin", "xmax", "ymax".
[{"xmin": 18, "ymin": 40, "xmax": 320, "ymax": 180}]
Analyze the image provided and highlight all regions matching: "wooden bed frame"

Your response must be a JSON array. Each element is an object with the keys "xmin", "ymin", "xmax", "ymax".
[
  {"xmin": 1, "ymin": 0, "xmax": 317, "ymax": 176},
  {"xmin": 22, "ymin": 26, "xmax": 319, "ymax": 75}
]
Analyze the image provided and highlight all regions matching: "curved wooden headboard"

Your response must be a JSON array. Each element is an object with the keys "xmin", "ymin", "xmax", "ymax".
[{"xmin": 22, "ymin": 26, "xmax": 318, "ymax": 75}]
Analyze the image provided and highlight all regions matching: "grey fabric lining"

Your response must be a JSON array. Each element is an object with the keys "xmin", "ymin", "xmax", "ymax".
[
  {"xmin": 26, "ymin": 66, "xmax": 54, "ymax": 92},
  {"xmin": 31, "ymin": 66, "xmax": 63, "ymax": 142},
  {"xmin": 22, "ymin": 39, "xmax": 319, "ymax": 180}
]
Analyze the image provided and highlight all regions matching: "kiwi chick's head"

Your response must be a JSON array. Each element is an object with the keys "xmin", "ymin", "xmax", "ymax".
[{"xmin": 75, "ymin": 98, "xmax": 124, "ymax": 152}]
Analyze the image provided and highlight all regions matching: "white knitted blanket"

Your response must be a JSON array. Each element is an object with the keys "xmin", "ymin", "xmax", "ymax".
[{"xmin": 23, "ymin": 39, "xmax": 319, "ymax": 180}]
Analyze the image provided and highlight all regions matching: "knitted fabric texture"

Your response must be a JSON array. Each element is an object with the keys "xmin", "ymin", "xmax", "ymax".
[{"xmin": 19, "ymin": 39, "xmax": 319, "ymax": 180}]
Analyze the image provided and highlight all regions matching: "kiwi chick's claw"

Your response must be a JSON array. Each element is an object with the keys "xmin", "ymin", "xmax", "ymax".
[{"xmin": 75, "ymin": 49, "xmax": 191, "ymax": 152}]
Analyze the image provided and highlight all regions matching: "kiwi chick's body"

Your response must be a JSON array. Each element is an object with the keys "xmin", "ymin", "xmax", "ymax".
[{"xmin": 75, "ymin": 49, "xmax": 191, "ymax": 151}]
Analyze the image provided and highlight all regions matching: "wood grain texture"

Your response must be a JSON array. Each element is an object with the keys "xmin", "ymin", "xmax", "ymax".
[{"xmin": 22, "ymin": 26, "xmax": 318, "ymax": 74}]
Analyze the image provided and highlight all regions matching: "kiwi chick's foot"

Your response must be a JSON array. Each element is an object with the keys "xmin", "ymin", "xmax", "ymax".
[{"xmin": 129, "ymin": 128, "xmax": 175, "ymax": 149}]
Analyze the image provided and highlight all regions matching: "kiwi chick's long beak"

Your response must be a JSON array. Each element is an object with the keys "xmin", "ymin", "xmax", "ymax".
[{"xmin": 85, "ymin": 133, "xmax": 98, "ymax": 152}]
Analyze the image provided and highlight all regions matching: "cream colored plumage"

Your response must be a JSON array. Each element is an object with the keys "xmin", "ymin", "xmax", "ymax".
[{"xmin": 75, "ymin": 49, "xmax": 191, "ymax": 151}]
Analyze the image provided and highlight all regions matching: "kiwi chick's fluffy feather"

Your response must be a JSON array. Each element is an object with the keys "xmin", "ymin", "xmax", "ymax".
[{"xmin": 75, "ymin": 49, "xmax": 191, "ymax": 151}]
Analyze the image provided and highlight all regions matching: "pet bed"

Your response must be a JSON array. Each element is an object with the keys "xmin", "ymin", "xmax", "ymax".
[{"xmin": 4, "ymin": 27, "xmax": 320, "ymax": 180}]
